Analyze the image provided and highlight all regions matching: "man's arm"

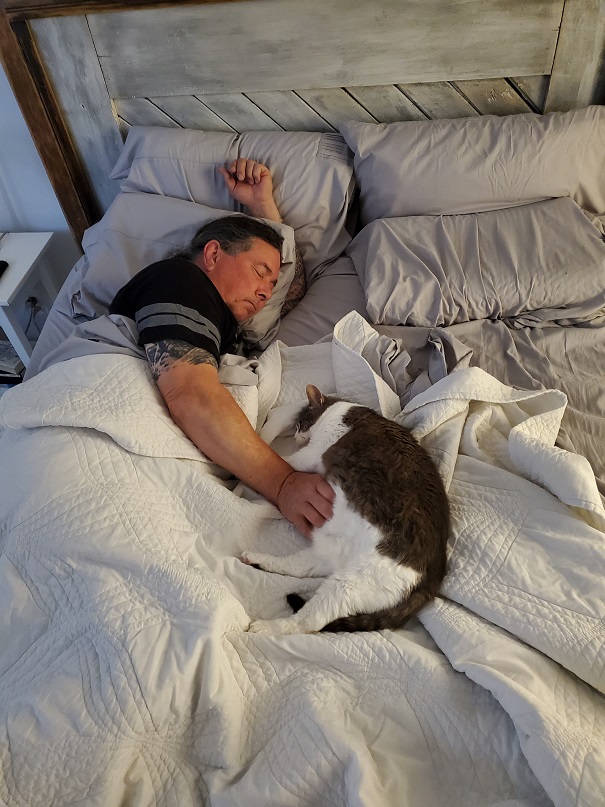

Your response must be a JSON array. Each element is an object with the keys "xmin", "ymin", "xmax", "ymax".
[
  {"xmin": 145, "ymin": 338, "xmax": 333, "ymax": 537},
  {"xmin": 219, "ymin": 160, "xmax": 282, "ymax": 223}
]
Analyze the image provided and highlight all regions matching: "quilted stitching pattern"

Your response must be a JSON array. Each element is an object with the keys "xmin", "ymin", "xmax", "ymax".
[{"xmin": 0, "ymin": 312, "xmax": 603, "ymax": 805}]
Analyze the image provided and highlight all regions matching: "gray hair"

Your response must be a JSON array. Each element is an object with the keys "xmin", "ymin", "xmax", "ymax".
[{"xmin": 174, "ymin": 215, "xmax": 283, "ymax": 262}]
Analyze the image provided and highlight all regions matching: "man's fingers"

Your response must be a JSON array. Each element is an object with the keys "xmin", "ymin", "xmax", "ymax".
[
  {"xmin": 316, "ymin": 477, "xmax": 335, "ymax": 502},
  {"xmin": 228, "ymin": 158, "xmax": 268, "ymax": 184},
  {"xmin": 235, "ymin": 158, "xmax": 248, "ymax": 181},
  {"xmin": 218, "ymin": 165, "xmax": 235, "ymax": 190},
  {"xmin": 303, "ymin": 504, "xmax": 326, "ymax": 530},
  {"xmin": 244, "ymin": 160, "xmax": 256, "ymax": 184},
  {"xmin": 293, "ymin": 517, "xmax": 312, "ymax": 540},
  {"xmin": 312, "ymin": 498, "xmax": 332, "ymax": 522},
  {"xmin": 224, "ymin": 161, "xmax": 239, "ymax": 178},
  {"xmin": 252, "ymin": 162, "xmax": 269, "ymax": 184},
  {"xmin": 308, "ymin": 475, "xmax": 334, "ymax": 520},
  {"xmin": 234, "ymin": 158, "xmax": 262, "ymax": 183},
  {"xmin": 276, "ymin": 471, "xmax": 334, "ymax": 537}
]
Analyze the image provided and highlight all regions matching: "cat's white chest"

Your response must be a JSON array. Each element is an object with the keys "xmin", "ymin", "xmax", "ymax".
[{"xmin": 310, "ymin": 486, "xmax": 382, "ymax": 572}]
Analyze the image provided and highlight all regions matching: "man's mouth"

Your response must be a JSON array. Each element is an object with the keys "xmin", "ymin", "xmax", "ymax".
[{"xmin": 248, "ymin": 299, "xmax": 265, "ymax": 314}]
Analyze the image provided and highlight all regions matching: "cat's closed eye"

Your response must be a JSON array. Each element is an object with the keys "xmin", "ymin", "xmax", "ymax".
[{"xmin": 294, "ymin": 423, "xmax": 311, "ymax": 446}]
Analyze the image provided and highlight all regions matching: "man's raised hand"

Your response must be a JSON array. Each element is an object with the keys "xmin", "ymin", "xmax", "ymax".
[{"xmin": 219, "ymin": 159, "xmax": 282, "ymax": 223}]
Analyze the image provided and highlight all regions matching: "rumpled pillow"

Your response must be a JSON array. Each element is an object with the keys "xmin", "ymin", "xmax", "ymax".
[
  {"xmin": 340, "ymin": 106, "xmax": 605, "ymax": 225},
  {"xmin": 64, "ymin": 191, "xmax": 297, "ymax": 349},
  {"xmin": 110, "ymin": 126, "xmax": 355, "ymax": 281},
  {"xmin": 276, "ymin": 256, "xmax": 369, "ymax": 347},
  {"xmin": 346, "ymin": 197, "xmax": 605, "ymax": 328}
]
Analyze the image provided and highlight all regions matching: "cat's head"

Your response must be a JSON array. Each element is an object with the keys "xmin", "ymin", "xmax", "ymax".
[{"xmin": 294, "ymin": 385, "xmax": 339, "ymax": 445}]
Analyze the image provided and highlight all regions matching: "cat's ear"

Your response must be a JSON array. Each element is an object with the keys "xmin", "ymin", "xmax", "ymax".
[{"xmin": 306, "ymin": 384, "xmax": 324, "ymax": 408}]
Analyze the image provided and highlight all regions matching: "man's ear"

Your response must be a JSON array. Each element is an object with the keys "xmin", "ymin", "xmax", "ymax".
[{"xmin": 195, "ymin": 239, "xmax": 220, "ymax": 274}]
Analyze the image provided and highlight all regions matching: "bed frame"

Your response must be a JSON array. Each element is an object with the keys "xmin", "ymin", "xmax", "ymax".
[{"xmin": 1, "ymin": 0, "xmax": 603, "ymax": 244}]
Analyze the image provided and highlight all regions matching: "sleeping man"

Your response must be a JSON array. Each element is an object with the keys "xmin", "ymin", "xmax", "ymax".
[{"xmin": 109, "ymin": 159, "xmax": 334, "ymax": 538}]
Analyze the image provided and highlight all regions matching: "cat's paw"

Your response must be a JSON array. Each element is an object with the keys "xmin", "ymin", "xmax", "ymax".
[
  {"xmin": 240, "ymin": 552, "xmax": 263, "ymax": 568},
  {"xmin": 247, "ymin": 619, "xmax": 275, "ymax": 634},
  {"xmin": 248, "ymin": 617, "xmax": 303, "ymax": 635}
]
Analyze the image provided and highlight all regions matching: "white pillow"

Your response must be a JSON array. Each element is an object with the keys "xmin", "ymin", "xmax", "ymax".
[
  {"xmin": 346, "ymin": 198, "xmax": 605, "ymax": 328},
  {"xmin": 340, "ymin": 106, "xmax": 605, "ymax": 225},
  {"xmin": 65, "ymin": 192, "xmax": 296, "ymax": 349},
  {"xmin": 110, "ymin": 126, "xmax": 355, "ymax": 281}
]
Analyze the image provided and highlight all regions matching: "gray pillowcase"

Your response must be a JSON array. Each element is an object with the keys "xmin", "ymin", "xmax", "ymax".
[
  {"xmin": 340, "ymin": 106, "xmax": 605, "ymax": 225},
  {"xmin": 110, "ymin": 126, "xmax": 355, "ymax": 281},
  {"xmin": 346, "ymin": 198, "xmax": 605, "ymax": 328}
]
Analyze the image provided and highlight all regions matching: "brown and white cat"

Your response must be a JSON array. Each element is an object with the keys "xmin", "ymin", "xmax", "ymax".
[{"xmin": 241, "ymin": 384, "xmax": 450, "ymax": 634}]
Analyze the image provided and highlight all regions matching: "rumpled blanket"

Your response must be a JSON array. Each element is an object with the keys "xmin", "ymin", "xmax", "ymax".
[{"xmin": 0, "ymin": 312, "xmax": 603, "ymax": 807}]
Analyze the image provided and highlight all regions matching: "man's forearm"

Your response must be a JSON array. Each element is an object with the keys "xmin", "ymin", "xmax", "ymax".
[
  {"xmin": 244, "ymin": 198, "xmax": 282, "ymax": 223},
  {"xmin": 164, "ymin": 371, "xmax": 293, "ymax": 505},
  {"xmin": 146, "ymin": 340, "xmax": 333, "ymax": 537}
]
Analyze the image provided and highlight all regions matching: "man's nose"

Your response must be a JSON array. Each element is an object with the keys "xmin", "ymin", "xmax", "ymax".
[{"xmin": 257, "ymin": 280, "xmax": 273, "ymax": 301}]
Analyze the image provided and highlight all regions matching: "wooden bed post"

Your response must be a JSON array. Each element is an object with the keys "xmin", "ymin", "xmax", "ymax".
[
  {"xmin": 545, "ymin": 0, "xmax": 605, "ymax": 111},
  {"xmin": 0, "ymin": 10, "xmax": 96, "ymax": 244},
  {"xmin": 0, "ymin": 0, "xmax": 241, "ymax": 244}
]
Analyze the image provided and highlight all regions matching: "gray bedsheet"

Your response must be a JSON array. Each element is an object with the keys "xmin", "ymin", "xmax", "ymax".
[{"xmin": 376, "ymin": 317, "xmax": 605, "ymax": 496}]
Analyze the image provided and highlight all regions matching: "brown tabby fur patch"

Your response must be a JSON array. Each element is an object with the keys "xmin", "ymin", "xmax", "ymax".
[{"xmin": 295, "ymin": 394, "xmax": 450, "ymax": 632}]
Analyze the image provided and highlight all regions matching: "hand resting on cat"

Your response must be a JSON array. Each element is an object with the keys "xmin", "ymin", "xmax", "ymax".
[{"xmin": 241, "ymin": 384, "xmax": 450, "ymax": 634}]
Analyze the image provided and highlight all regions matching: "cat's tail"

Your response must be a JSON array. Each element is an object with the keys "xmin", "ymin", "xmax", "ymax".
[{"xmin": 287, "ymin": 586, "xmax": 436, "ymax": 633}]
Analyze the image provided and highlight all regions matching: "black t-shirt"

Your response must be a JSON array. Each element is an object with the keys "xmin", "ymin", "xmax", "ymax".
[{"xmin": 109, "ymin": 257, "xmax": 239, "ymax": 362}]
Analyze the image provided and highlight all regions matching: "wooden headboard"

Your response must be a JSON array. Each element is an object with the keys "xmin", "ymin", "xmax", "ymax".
[{"xmin": 1, "ymin": 0, "xmax": 604, "ymax": 244}]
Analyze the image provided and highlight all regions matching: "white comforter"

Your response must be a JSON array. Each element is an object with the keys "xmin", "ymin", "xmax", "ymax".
[{"xmin": 1, "ymin": 313, "xmax": 603, "ymax": 807}]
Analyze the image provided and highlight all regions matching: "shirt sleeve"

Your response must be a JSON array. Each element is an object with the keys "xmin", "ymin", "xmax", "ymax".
[{"xmin": 110, "ymin": 258, "xmax": 236, "ymax": 362}]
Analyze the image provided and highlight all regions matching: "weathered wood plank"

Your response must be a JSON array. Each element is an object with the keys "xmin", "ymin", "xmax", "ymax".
[
  {"xmin": 4, "ymin": 0, "xmax": 239, "ymax": 21},
  {"xmin": 452, "ymin": 78, "xmax": 534, "ymax": 115},
  {"xmin": 30, "ymin": 15, "xmax": 123, "ymax": 217},
  {"xmin": 397, "ymin": 82, "xmax": 479, "ymax": 119},
  {"xmin": 294, "ymin": 88, "xmax": 377, "ymax": 129},
  {"xmin": 149, "ymin": 96, "xmax": 235, "ymax": 131},
  {"xmin": 115, "ymin": 97, "xmax": 181, "ymax": 127},
  {"xmin": 91, "ymin": 0, "xmax": 563, "ymax": 98},
  {"xmin": 0, "ymin": 12, "xmax": 91, "ymax": 240},
  {"xmin": 546, "ymin": 0, "xmax": 605, "ymax": 111},
  {"xmin": 7, "ymin": 0, "xmax": 603, "ymax": 250},
  {"xmin": 509, "ymin": 76, "xmax": 549, "ymax": 111},
  {"xmin": 346, "ymin": 85, "xmax": 427, "ymax": 122},
  {"xmin": 245, "ymin": 91, "xmax": 334, "ymax": 132},
  {"xmin": 194, "ymin": 94, "xmax": 282, "ymax": 131}
]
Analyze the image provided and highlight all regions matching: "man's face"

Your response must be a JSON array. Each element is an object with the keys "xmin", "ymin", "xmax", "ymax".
[{"xmin": 198, "ymin": 237, "xmax": 281, "ymax": 323}]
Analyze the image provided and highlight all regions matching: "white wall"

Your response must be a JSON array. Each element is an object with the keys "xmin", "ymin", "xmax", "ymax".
[{"xmin": 0, "ymin": 64, "xmax": 81, "ymax": 334}]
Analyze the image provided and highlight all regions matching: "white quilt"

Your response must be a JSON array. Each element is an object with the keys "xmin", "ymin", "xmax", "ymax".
[{"xmin": 0, "ymin": 313, "xmax": 603, "ymax": 807}]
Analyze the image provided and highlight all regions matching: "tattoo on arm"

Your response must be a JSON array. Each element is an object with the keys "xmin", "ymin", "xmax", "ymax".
[{"xmin": 144, "ymin": 339, "xmax": 218, "ymax": 381}]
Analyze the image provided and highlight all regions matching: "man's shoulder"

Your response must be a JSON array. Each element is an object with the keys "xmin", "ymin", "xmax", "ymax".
[
  {"xmin": 140, "ymin": 256, "xmax": 238, "ymax": 346},
  {"xmin": 140, "ymin": 256, "xmax": 198, "ymax": 277},
  {"xmin": 133, "ymin": 256, "xmax": 221, "ymax": 299}
]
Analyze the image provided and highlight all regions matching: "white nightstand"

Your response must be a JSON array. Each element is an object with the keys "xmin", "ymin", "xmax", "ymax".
[{"xmin": 0, "ymin": 232, "xmax": 57, "ymax": 366}]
